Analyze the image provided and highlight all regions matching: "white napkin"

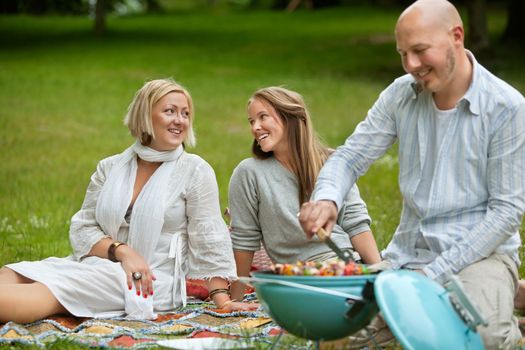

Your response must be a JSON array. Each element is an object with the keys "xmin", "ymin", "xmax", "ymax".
[{"xmin": 124, "ymin": 284, "xmax": 157, "ymax": 320}]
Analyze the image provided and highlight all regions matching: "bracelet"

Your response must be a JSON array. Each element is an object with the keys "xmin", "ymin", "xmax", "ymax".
[
  {"xmin": 108, "ymin": 241, "xmax": 127, "ymax": 262},
  {"xmin": 208, "ymin": 288, "xmax": 230, "ymax": 298},
  {"xmin": 219, "ymin": 299, "xmax": 237, "ymax": 309}
]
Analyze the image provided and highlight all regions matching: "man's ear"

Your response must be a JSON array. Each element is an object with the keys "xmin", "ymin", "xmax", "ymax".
[{"xmin": 451, "ymin": 25, "xmax": 464, "ymax": 45}]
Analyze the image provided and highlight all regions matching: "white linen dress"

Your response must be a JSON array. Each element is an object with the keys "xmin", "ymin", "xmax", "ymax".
[{"xmin": 7, "ymin": 151, "xmax": 237, "ymax": 318}]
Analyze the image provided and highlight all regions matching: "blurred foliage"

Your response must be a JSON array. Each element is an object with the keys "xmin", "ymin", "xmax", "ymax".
[
  {"xmin": 0, "ymin": 0, "xmax": 156, "ymax": 15},
  {"xmin": 0, "ymin": 0, "xmax": 87, "ymax": 14},
  {"xmin": 2, "ymin": 0, "xmax": 521, "ymax": 47}
]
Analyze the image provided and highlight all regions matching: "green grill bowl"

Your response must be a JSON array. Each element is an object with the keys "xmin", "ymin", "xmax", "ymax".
[{"xmin": 251, "ymin": 272, "xmax": 378, "ymax": 341}]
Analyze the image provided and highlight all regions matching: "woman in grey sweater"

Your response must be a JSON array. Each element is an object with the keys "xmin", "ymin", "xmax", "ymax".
[{"xmin": 229, "ymin": 87, "xmax": 381, "ymax": 299}]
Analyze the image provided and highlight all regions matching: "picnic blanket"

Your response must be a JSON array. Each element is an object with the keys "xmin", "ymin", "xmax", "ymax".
[
  {"xmin": 0, "ymin": 296, "xmax": 305, "ymax": 349},
  {"xmin": 0, "ymin": 250, "xmax": 291, "ymax": 349}
]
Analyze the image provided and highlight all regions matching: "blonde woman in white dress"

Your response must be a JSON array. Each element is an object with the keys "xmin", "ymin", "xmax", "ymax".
[{"xmin": 0, "ymin": 78, "xmax": 257, "ymax": 323}]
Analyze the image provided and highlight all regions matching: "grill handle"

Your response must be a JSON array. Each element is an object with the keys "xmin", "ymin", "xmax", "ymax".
[{"xmin": 240, "ymin": 276, "xmax": 364, "ymax": 302}]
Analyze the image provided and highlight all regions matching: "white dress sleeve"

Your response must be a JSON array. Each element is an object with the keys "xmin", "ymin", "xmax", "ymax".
[
  {"xmin": 69, "ymin": 157, "xmax": 115, "ymax": 260},
  {"xmin": 185, "ymin": 160, "xmax": 237, "ymax": 281}
]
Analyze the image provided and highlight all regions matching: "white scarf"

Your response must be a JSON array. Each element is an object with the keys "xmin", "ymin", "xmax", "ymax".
[{"xmin": 96, "ymin": 140, "xmax": 183, "ymax": 264}]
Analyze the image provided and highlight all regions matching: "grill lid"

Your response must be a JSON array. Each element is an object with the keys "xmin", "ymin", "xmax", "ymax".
[{"xmin": 375, "ymin": 270, "xmax": 485, "ymax": 350}]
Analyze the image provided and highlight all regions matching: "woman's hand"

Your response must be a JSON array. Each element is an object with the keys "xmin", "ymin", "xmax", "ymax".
[
  {"xmin": 117, "ymin": 245, "xmax": 156, "ymax": 297},
  {"xmin": 220, "ymin": 300, "xmax": 260, "ymax": 312}
]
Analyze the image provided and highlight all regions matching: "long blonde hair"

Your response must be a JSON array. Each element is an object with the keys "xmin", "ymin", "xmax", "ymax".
[{"xmin": 249, "ymin": 87, "xmax": 330, "ymax": 204}]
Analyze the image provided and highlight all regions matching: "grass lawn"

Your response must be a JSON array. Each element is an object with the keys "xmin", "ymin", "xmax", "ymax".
[{"xmin": 1, "ymin": 3, "xmax": 525, "ymax": 349}]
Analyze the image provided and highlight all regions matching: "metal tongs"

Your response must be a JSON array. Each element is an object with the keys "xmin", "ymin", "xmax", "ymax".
[{"xmin": 316, "ymin": 228, "xmax": 352, "ymax": 263}]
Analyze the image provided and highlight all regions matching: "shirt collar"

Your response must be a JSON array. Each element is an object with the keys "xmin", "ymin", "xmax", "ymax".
[
  {"xmin": 461, "ymin": 50, "xmax": 480, "ymax": 116},
  {"xmin": 410, "ymin": 80, "xmax": 423, "ymax": 98}
]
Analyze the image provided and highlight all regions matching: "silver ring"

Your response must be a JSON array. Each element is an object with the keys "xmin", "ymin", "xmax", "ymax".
[{"xmin": 132, "ymin": 272, "xmax": 142, "ymax": 280}]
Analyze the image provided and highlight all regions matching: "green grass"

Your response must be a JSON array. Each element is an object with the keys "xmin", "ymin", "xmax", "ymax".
[{"xmin": 1, "ymin": 4, "xmax": 525, "ymax": 349}]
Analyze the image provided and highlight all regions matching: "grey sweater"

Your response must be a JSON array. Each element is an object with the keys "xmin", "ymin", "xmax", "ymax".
[{"xmin": 228, "ymin": 157, "xmax": 371, "ymax": 263}]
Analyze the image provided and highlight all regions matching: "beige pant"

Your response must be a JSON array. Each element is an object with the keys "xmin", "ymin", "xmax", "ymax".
[{"xmin": 458, "ymin": 254, "xmax": 521, "ymax": 350}]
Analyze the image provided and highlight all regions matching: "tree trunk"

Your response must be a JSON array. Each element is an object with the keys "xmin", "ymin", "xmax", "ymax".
[
  {"xmin": 465, "ymin": 0, "xmax": 489, "ymax": 53},
  {"xmin": 286, "ymin": 0, "xmax": 302, "ymax": 12},
  {"xmin": 145, "ymin": 0, "xmax": 161, "ymax": 12},
  {"xmin": 94, "ymin": 0, "xmax": 107, "ymax": 36},
  {"xmin": 286, "ymin": 0, "xmax": 313, "ymax": 11},
  {"xmin": 501, "ymin": 0, "xmax": 525, "ymax": 46},
  {"xmin": 26, "ymin": 0, "xmax": 47, "ymax": 14}
]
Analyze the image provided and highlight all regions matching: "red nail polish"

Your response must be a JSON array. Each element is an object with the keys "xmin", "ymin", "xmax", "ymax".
[
  {"xmin": 150, "ymin": 290, "xmax": 154, "ymax": 295},
  {"xmin": 144, "ymin": 294, "xmax": 147, "ymax": 299},
  {"xmin": 137, "ymin": 291, "xmax": 140, "ymax": 296},
  {"xmin": 128, "ymin": 285, "xmax": 132, "ymax": 290}
]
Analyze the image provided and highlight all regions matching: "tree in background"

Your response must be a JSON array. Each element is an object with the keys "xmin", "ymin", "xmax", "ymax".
[
  {"xmin": 0, "ymin": 0, "xmax": 523, "ymax": 46},
  {"xmin": 94, "ymin": 0, "xmax": 107, "ymax": 35},
  {"xmin": 0, "ymin": 0, "xmax": 85, "ymax": 14},
  {"xmin": 286, "ymin": 0, "xmax": 313, "ymax": 12},
  {"xmin": 0, "ymin": 0, "xmax": 162, "ymax": 34},
  {"xmin": 465, "ymin": 0, "xmax": 525, "ymax": 51},
  {"xmin": 465, "ymin": 0, "xmax": 489, "ymax": 53},
  {"xmin": 144, "ymin": 0, "xmax": 161, "ymax": 12},
  {"xmin": 93, "ymin": 0, "xmax": 162, "ymax": 35},
  {"xmin": 501, "ymin": 0, "xmax": 525, "ymax": 46}
]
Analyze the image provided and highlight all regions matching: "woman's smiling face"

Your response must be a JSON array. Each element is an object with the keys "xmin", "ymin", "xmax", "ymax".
[
  {"xmin": 247, "ymin": 98, "xmax": 289, "ymax": 158},
  {"xmin": 149, "ymin": 92, "xmax": 189, "ymax": 151}
]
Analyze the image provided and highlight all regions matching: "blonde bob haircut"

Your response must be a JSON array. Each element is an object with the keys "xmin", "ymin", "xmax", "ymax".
[
  {"xmin": 124, "ymin": 78, "xmax": 196, "ymax": 147},
  {"xmin": 249, "ymin": 86, "xmax": 330, "ymax": 204}
]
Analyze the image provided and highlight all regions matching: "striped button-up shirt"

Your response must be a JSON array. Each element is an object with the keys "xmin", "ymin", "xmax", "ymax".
[{"xmin": 313, "ymin": 53, "xmax": 525, "ymax": 284}]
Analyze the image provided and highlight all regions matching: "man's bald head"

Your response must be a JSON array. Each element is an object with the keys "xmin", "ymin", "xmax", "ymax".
[
  {"xmin": 395, "ymin": 0, "xmax": 465, "ymax": 61},
  {"xmin": 396, "ymin": 0, "xmax": 463, "ymax": 36}
]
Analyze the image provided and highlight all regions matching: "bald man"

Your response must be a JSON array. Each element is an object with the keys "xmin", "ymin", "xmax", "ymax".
[{"xmin": 300, "ymin": 0, "xmax": 525, "ymax": 347}]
